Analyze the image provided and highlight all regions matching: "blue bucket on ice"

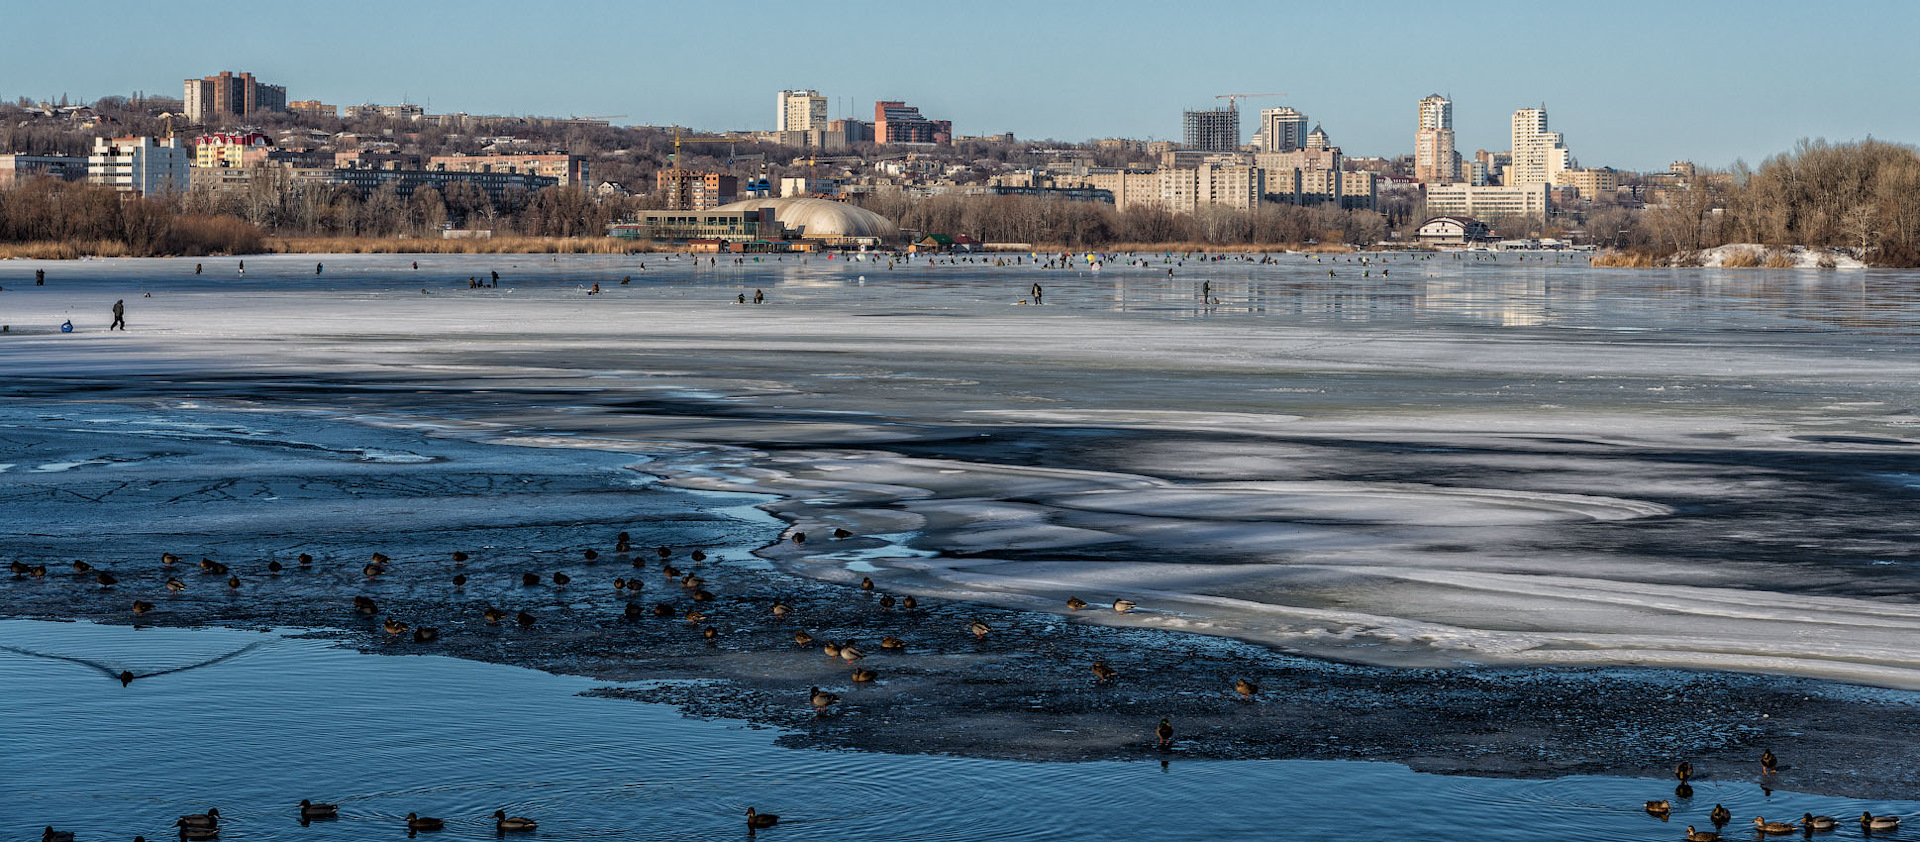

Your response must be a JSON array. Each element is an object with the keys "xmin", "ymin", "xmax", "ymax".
[{"xmin": 60, "ymin": 320, "xmax": 72, "ymax": 333}]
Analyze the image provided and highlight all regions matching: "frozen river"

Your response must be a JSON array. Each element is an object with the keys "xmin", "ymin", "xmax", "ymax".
[{"xmin": 5, "ymin": 252, "xmax": 1920, "ymax": 690}]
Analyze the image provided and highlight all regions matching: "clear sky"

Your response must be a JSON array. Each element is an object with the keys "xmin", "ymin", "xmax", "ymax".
[{"xmin": 6, "ymin": 0, "xmax": 1916, "ymax": 171}]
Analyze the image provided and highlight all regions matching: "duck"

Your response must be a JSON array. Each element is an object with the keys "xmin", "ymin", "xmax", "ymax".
[
  {"xmin": 809, "ymin": 686, "xmax": 840, "ymax": 713},
  {"xmin": 363, "ymin": 563, "xmax": 384, "ymax": 579},
  {"xmin": 413, "ymin": 627, "xmax": 439, "ymax": 643},
  {"xmin": 298, "ymin": 799, "xmax": 339, "ymax": 819},
  {"xmin": 1760, "ymin": 749, "xmax": 1778, "ymax": 773},
  {"xmin": 383, "ymin": 617, "xmax": 410, "ymax": 636},
  {"xmin": 860, "ymin": 576, "xmax": 874, "ymax": 591},
  {"xmin": 453, "ymin": 551, "xmax": 470, "ymax": 562},
  {"xmin": 42, "ymin": 828, "xmax": 75, "ymax": 842},
  {"xmin": 521, "ymin": 572, "xmax": 541, "ymax": 586},
  {"xmin": 370, "ymin": 552, "xmax": 391, "ymax": 564},
  {"xmin": 452, "ymin": 574, "xmax": 467, "ymax": 587},
  {"xmin": 832, "ymin": 528, "xmax": 852, "ymax": 539},
  {"xmin": 690, "ymin": 550, "xmax": 707, "ymax": 562},
  {"xmin": 661, "ymin": 564, "xmax": 681, "ymax": 579},
  {"xmin": 162, "ymin": 552, "xmax": 181, "ymax": 566},
  {"xmin": 200, "ymin": 560, "xmax": 228, "ymax": 575},
  {"xmin": 516, "ymin": 610, "xmax": 537, "ymax": 627},
  {"xmin": 901, "ymin": 595, "xmax": 918, "ymax": 610},
  {"xmin": 552, "ymin": 571, "xmax": 571, "ymax": 586},
  {"xmin": 1684, "ymin": 827, "xmax": 1719, "ymax": 842},
  {"xmin": 177, "ymin": 808, "xmax": 220, "ymax": 829},
  {"xmin": 119, "ymin": 670, "xmax": 136, "ymax": 686},
  {"xmin": 1753, "ymin": 817, "xmax": 1796, "ymax": 835},
  {"xmin": 793, "ymin": 630, "xmax": 815, "ymax": 647},
  {"xmin": 268, "ymin": 560, "xmax": 283, "ymax": 573},
  {"xmin": 1234, "ymin": 678, "xmax": 1260, "ymax": 700},
  {"xmin": 298, "ymin": 553, "xmax": 313, "ymax": 565},
  {"xmin": 970, "ymin": 620, "xmax": 991, "ymax": 640},
  {"xmin": 880, "ymin": 635, "xmax": 905, "ymax": 652},
  {"xmin": 616, "ymin": 532, "xmax": 633, "ymax": 553},
  {"xmin": 1113, "ymin": 599, "xmax": 1136, "ymax": 613},
  {"xmin": 95, "ymin": 571, "xmax": 118, "ymax": 586},
  {"xmin": 681, "ymin": 574, "xmax": 704, "ymax": 590},
  {"xmin": 653, "ymin": 603, "xmax": 674, "ymax": 618},
  {"xmin": 166, "ymin": 577, "xmax": 187, "ymax": 592},
  {"xmin": 658, "ymin": 547, "xmax": 674, "ymax": 559},
  {"xmin": 1646, "ymin": 800, "xmax": 1671, "ymax": 817},
  {"xmin": 1709, "ymin": 804, "xmax": 1731, "ymax": 826},
  {"xmin": 771, "ymin": 601, "xmax": 792, "ymax": 619},
  {"xmin": 684, "ymin": 608, "xmax": 708, "ymax": 625},
  {"xmin": 493, "ymin": 809, "xmax": 537, "ymax": 832},
  {"xmin": 702, "ymin": 626, "xmax": 720, "ymax": 641},
  {"xmin": 878, "ymin": 594, "xmax": 895, "ymax": 610},
  {"xmin": 746, "ymin": 807, "xmax": 780, "ymax": 829},
  {"xmin": 1066, "ymin": 597, "xmax": 1088, "ymax": 610},
  {"xmin": 582, "ymin": 548, "xmax": 599, "ymax": 562},
  {"xmin": 852, "ymin": 667, "xmax": 878, "ymax": 682},
  {"xmin": 822, "ymin": 640, "xmax": 842, "ymax": 658},
  {"xmin": 1674, "ymin": 760, "xmax": 1693, "ymax": 782},
  {"xmin": 1801, "ymin": 813, "xmax": 1837, "ymax": 830},
  {"xmin": 1155, "ymin": 718, "xmax": 1174, "ymax": 747},
  {"xmin": 227, "ymin": 575, "xmax": 241, "ymax": 590},
  {"xmin": 406, "ymin": 813, "xmax": 445, "ymax": 831},
  {"xmin": 484, "ymin": 606, "xmax": 507, "ymax": 623},
  {"xmin": 692, "ymin": 589, "xmax": 716, "ymax": 602},
  {"xmin": 839, "ymin": 642, "xmax": 866, "ymax": 662},
  {"xmin": 791, "ymin": 532, "xmax": 807, "ymax": 545},
  {"xmin": 1091, "ymin": 661, "xmax": 1118, "ymax": 683},
  {"xmin": 354, "ymin": 596, "xmax": 379, "ymax": 615},
  {"xmin": 72, "ymin": 560, "xmax": 92, "ymax": 573},
  {"xmin": 1862, "ymin": 813, "xmax": 1901, "ymax": 830},
  {"xmin": 625, "ymin": 602, "xmax": 645, "ymax": 619},
  {"xmin": 132, "ymin": 600, "xmax": 155, "ymax": 614}
]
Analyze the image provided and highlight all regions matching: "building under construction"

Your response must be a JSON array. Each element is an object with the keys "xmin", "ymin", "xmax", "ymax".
[
  {"xmin": 656, "ymin": 169, "xmax": 739, "ymax": 210},
  {"xmin": 1182, "ymin": 106, "xmax": 1241, "ymax": 153}
]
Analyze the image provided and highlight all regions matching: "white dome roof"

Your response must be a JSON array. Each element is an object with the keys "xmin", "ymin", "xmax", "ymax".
[{"xmin": 714, "ymin": 197, "xmax": 898, "ymax": 240}]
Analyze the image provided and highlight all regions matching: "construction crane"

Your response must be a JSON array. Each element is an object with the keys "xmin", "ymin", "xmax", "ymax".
[
  {"xmin": 1214, "ymin": 92, "xmax": 1287, "ymax": 111},
  {"xmin": 668, "ymin": 127, "xmax": 746, "ymax": 167}
]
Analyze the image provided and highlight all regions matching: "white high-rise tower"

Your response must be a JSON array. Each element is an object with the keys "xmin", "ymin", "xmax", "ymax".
[
  {"xmin": 1256, "ymin": 107, "xmax": 1308, "ymax": 153},
  {"xmin": 1413, "ymin": 94, "xmax": 1458, "ymax": 183},
  {"xmin": 1508, "ymin": 106, "xmax": 1573, "ymax": 186},
  {"xmin": 776, "ymin": 90, "xmax": 828, "ymax": 132}
]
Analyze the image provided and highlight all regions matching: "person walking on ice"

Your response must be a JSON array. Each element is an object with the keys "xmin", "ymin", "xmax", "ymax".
[{"xmin": 110, "ymin": 299, "xmax": 125, "ymax": 331}]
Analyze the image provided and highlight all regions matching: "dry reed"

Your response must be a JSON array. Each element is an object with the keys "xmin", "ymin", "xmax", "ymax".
[{"xmin": 269, "ymin": 236, "xmax": 660, "ymax": 255}]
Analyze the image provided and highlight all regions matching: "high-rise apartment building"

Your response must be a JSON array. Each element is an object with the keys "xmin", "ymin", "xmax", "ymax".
[
  {"xmin": 874, "ymin": 101, "xmax": 951, "ymax": 145},
  {"xmin": 183, "ymin": 71, "xmax": 287, "ymax": 125},
  {"xmin": 777, "ymin": 90, "xmax": 829, "ymax": 132},
  {"xmin": 1508, "ymin": 107, "xmax": 1573, "ymax": 186},
  {"xmin": 1413, "ymin": 94, "xmax": 1459, "ymax": 184},
  {"xmin": 1255, "ymin": 107, "xmax": 1308, "ymax": 153},
  {"xmin": 656, "ymin": 169, "xmax": 738, "ymax": 210},
  {"xmin": 1182, "ymin": 107, "xmax": 1240, "ymax": 152},
  {"xmin": 88, "ymin": 136, "xmax": 191, "ymax": 196}
]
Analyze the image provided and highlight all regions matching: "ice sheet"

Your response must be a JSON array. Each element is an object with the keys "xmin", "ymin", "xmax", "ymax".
[{"xmin": 7, "ymin": 254, "xmax": 1920, "ymax": 687}]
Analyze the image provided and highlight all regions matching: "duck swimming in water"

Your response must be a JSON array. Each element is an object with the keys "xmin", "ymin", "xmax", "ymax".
[
  {"xmin": 298, "ymin": 799, "xmax": 338, "ymax": 819},
  {"xmin": 746, "ymin": 807, "xmax": 779, "ymax": 829},
  {"xmin": 493, "ymin": 810, "xmax": 537, "ymax": 831},
  {"xmin": 1753, "ymin": 817, "xmax": 1796, "ymax": 835},
  {"xmin": 1683, "ymin": 827, "xmax": 1719, "ymax": 842}
]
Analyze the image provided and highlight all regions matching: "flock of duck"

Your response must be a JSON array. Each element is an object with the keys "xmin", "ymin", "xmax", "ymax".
[
  {"xmin": 1643, "ymin": 760, "xmax": 1905, "ymax": 840},
  {"xmin": 43, "ymin": 805, "xmax": 566, "ymax": 840},
  {"xmin": 12, "ymin": 527, "xmax": 1909, "ymax": 839}
]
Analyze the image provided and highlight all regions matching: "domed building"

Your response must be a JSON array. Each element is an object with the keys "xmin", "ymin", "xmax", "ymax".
[{"xmin": 713, "ymin": 197, "xmax": 900, "ymax": 246}]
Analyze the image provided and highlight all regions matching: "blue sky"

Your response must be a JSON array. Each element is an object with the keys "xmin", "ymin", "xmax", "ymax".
[{"xmin": 6, "ymin": 0, "xmax": 1916, "ymax": 171}]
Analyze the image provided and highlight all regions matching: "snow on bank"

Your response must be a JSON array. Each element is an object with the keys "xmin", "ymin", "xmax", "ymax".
[{"xmin": 1679, "ymin": 244, "xmax": 1866, "ymax": 268}]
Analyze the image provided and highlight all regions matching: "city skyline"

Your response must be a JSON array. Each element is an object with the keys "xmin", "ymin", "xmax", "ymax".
[{"xmin": 3, "ymin": 0, "xmax": 1917, "ymax": 170}]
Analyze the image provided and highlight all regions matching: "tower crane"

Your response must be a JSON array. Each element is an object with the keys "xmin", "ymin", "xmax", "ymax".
[{"xmin": 1214, "ymin": 92, "xmax": 1288, "ymax": 111}]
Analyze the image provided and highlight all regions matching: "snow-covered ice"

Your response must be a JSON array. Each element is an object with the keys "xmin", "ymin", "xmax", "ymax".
[{"xmin": 8, "ymin": 252, "xmax": 1920, "ymax": 688}]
